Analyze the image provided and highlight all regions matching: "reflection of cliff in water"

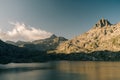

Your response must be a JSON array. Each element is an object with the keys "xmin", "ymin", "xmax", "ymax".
[
  {"xmin": 0, "ymin": 62, "xmax": 120, "ymax": 80},
  {"xmin": 56, "ymin": 61, "xmax": 120, "ymax": 80},
  {"xmin": 0, "ymin": 62, "xmax": 82, "ymax": 80},
  {"xmin": 0, "ymin": 63, "xmax": 52, "ymax": 74}
]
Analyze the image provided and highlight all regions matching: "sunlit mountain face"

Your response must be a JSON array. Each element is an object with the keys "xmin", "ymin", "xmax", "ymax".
[{"xmin": 56, "ymin": 19, "xmax": 120, "ymax": 53}]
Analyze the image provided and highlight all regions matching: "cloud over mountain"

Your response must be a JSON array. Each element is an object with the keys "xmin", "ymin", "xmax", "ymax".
[{"xmin": 0, "ymin": 22, "xmax": 52, "ymax": 41}]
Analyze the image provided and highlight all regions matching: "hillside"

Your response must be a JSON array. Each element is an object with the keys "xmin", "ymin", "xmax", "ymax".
[
  {"xmin": 56, "ymin": 18, "xmax": 120, "ymax": 53},
  {"xmin": 6, "ymin": 34, "xmax": 68, "ymax": 51},
  {"xmin": 0, "ymin": 40, "xmax": 48, "ymax": 64}
]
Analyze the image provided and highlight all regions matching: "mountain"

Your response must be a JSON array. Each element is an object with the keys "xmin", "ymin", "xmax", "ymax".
[
  {"xmin": 56, "ymin": 18, "xmax": 120, "ymax": 53},
  {"xmin": 0, "ymin": 40, "xmax": 27, "ymax": 63},
  {"xmin": 6, "ymin": 40, "xmax": 31, "ymax": 47},
  {"xmin": 24, "ymin": 34, "xmax": 68, "ymax": 51},
  {"xmin": 3, "ymin": 19, "xmax": 120, "ymax": 62},
  {"xmin": 6, "ymin": 34, "xmax": 68, "ymax": 51},
  {"xmin": 0, "ymin": 39, "xmax": 23, "ymax": 53},
  {"xmin": 0, "ymin": 39, "xmax": 49, "ymax": 64}
]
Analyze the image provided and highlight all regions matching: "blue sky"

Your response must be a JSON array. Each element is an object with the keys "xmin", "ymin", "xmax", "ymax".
[{"xmin": 0, "ymin": 0, "xmax": 120, "ymax": 41}]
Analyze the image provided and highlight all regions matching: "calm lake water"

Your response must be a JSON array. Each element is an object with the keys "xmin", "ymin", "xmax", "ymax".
[{"xmin": 0, "ymin": 61, "xmax": 120, "ymax": 80}]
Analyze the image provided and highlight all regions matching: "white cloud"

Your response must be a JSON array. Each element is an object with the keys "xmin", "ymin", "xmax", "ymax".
[{"xmin": 0, "ymin": 22, "xmax": 52, "ymax": 41}]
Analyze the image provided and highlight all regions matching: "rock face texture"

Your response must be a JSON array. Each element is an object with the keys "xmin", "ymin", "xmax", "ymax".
[
  {"xmin": 56, "ymin": 18, "xmax": 120, "ymax": 53},
  {"xmin": 94, "ymin": 18, "xmax": 111, "ymax": 27},
  {"xmin": 6, "ymin": 34, "xmax": 67, "ymax": 51}
]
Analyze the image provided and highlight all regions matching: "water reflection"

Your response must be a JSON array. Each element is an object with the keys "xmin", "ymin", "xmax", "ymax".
[
  {"xmin": 0, "ymin": 62, "xmax": 120, "ymax": 80},
  {"xmin": 0, "ymin": 63, "xmax": 53, "ymax": 80},
  {"xmin": 57, "ymin": 61, "xmax": 120, "ymax": 80}
]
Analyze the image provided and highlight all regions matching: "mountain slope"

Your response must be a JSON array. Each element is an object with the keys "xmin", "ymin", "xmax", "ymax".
[
  {"xmin": 56, "ymin": 18, "xmax": 120, "ymax": 53},
  {"xmin": 0, "ymin": 39, "xmax": 49, "ymax": 63},
  {"xmin": 0, "ymin": 40, "xmax": 27, "ymax": 63},
  {"xmin": 6, "ymin": 34, "xmax": 68, "ymax": 51}
]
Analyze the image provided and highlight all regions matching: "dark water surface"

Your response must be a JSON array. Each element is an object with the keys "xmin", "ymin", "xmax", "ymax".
[{"xmin": 0, "ymin": 61, "xmax": 120, "ymax": 80}]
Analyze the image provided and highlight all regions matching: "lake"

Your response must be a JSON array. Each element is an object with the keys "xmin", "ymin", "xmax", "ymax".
[{"xmin": 0, "ymin": 61, "xmax": 120, "ymax": 80}]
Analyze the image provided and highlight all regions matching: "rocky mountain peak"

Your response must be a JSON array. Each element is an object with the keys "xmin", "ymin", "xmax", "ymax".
[
  {"xmin": 6, "ymin": 34, "xmax": 67, "ymax": 51},
  {"xmin": 55, "ymin": 19, "xmax": 120, "ymax": 54},
  {"xmin": 49, "ymin": 34, "xmax": 57, "ymax": 39},
  {"xmin": 95, "ymin": 18, "xmax": 111, "ymax": 27}
]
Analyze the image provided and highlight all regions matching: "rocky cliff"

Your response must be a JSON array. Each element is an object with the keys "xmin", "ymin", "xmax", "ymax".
[
  {"xmin": 6, "ymin": 34, "xmax": 68, "ymax": 51},
  {"xmin": 56, "ymin": 18, "xmax": 120, "ymax": 53}
]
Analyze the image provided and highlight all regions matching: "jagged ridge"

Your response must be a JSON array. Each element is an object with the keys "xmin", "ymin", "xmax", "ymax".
[
  {"xmin": 6, "ymin": 34, "xmax": 68, "ymax": 51},
  {"xmin": 56, "ymin": 18, "xmax": 120, "ymax": 53}
]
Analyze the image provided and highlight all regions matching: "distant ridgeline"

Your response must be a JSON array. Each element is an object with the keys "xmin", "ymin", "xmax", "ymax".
[{"xmin": 2, "ymin": 19, "xmax": 120, "ymax": 64}]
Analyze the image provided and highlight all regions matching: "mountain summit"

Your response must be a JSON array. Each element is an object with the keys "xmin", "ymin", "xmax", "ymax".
[
  {"xmin": 49, "ymin": 34, "xmax": 57, "ymax": 39},
  {"xmin": 94, "ymin": 18, "xmax": 111, "ymax": 27},
  {"xmin": 56, "ymin": 19, "xmax": 120, "ymax": 53},
  {"xmin": 6, "ymin": 34, "xmax": 67, "ymax": 51}
]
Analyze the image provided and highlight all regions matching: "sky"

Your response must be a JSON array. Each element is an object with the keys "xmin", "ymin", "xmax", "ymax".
[{"xmin": 0, "ymin": 0, "xmax": 120, "ymax": 41}]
